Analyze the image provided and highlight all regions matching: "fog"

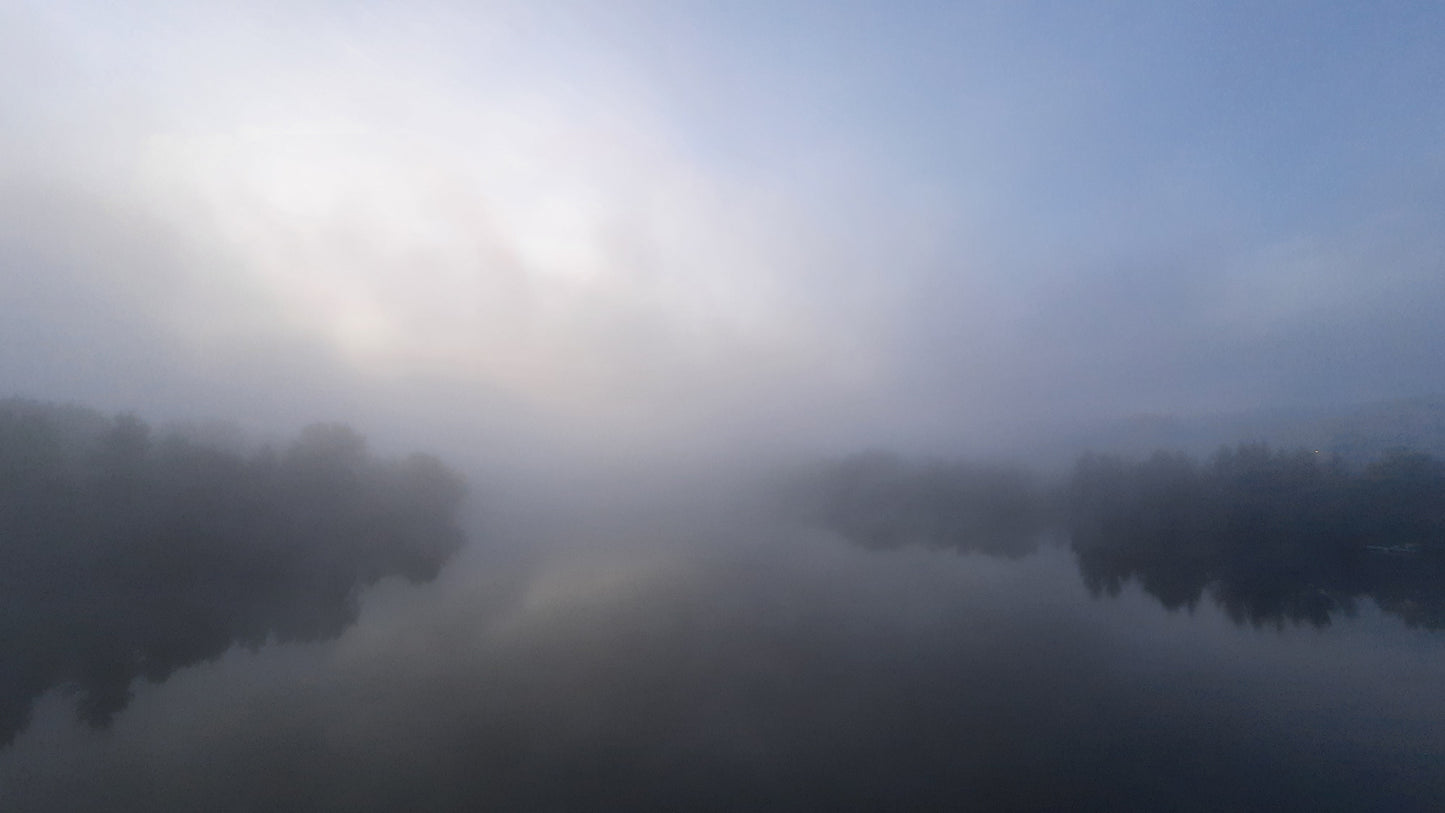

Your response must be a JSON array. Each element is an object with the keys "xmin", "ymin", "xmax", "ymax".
[
  {"xmin": 4, "ymin": 2, "xmax": 1445, "ymax": 810},
  {"xmin": 5, "ymin": 402, "xmax": 1445, "ymax": 810},
  {"xmin": 6, "ymin": 2, "xmax": 1445, "ymax": 459}
]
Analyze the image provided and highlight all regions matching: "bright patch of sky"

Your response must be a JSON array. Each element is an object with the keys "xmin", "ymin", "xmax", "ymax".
[{"xmin": 2, "ymin": 0, "xmax": 1443, "ymax": 455}]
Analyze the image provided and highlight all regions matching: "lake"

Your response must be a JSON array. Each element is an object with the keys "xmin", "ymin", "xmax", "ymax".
[{"xmin": 4, "ymin": 488, "xmax": 1444, "ymax": 812}]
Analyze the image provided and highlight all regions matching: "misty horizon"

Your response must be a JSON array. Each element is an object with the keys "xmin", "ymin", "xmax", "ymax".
[
  {"xmin": 5, "ymin": 396, "xmax": 1445, "ymax": 810},
  {"xmin": 5, "ymin": 1, "xmax": 1445, "ymax": 809},
  {"xmin": 4, "ymin": 3, "xmax": 1445, "ymax": 460}
]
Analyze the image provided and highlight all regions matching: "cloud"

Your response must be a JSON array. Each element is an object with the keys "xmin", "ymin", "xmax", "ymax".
[
  {"xmin": 4, "ymin": 0, "xmax": 1445, "ymax": 455},
  {"xmin": 0, "ymin": 1, "xmax": 923, "ymax": 458}
]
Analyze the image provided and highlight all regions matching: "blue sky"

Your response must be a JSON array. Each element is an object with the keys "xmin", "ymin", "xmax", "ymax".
[{"xmin": 2, "ymin": 0, "xmax": 1443, "ymax": 457}]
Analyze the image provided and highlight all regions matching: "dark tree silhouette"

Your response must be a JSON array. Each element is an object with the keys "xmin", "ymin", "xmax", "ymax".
[
  {"xmin": 1069, "ymin": 443, "xmax": 1445, "ymax": 629},
  {"xmin": 0, "ymin": 399, "xmax": 468, "ymax": 747},
  {"xmin": 801, "ymin": 443, "xmax": 1445, "ymax": 631}
]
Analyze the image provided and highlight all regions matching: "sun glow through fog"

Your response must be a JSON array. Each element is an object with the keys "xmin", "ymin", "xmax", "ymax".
[{"xmin": 123, "ymin": 49, "xmax": 843, "ymax": 428}]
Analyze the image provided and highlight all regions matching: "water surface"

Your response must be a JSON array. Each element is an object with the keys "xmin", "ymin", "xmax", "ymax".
[{"xmin": 4, "ymin": 492, "xmax": 1443, "ymax": 812}]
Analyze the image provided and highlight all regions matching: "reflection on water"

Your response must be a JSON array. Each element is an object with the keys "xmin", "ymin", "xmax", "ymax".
[
  {"xmin": 7, "ymin": 533, "xmax": 1444, "ymax": 812},
  {"xmin": 1070, "ymin": 445, "xmax": 1445, "ymax": 629},
  {"xmin": 815, "ymin": 446, "xmax": 1445, "ymax": 630},
  {"xmin": 0, "ymin": 400, "xmax": 466, "ymax": 747},
  {"xmin": 4, "ymin": 429, "xmax": 1445, "ymax": 811}
]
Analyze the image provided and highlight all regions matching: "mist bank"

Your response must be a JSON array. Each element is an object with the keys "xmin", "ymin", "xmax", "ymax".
[
  {"xmin": 4, "ymin": 395, "xmax": 1445, "ymax": 810},
  {"xmin": 8, "ymin": 390, "xmax": 1445, "ymax": 756}
]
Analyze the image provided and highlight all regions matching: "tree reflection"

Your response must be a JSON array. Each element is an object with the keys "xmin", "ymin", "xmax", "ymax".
[
  {"xmin": 807, "ymin": 444, "xmax": 1445, "ymax": 631},
  {"xmin": 1069, "ymin": 445, "xmax": 1445, "ymax": 629},
  {"xmin": 0, "ymin": 399, "xmax": 467, "ymax": 747}
]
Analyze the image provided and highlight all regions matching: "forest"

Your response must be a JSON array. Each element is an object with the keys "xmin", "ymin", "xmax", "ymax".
[
  {"xmin": 808, "ymin": 444, "xmax": 1445, "ymax": 629},
  {"xmin": 0, "ymin": 398, "xmax": 467, "ymax": 746}
]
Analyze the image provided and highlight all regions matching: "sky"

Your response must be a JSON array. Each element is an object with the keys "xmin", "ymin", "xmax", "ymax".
[{"xmin": 3, "ymin": 0, "xmax": 1444, "ymax": 461}]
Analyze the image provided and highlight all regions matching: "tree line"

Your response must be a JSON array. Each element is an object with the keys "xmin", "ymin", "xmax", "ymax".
[
  {"xmin": 805, "ymin": 444, "xmax": 1445, "ymax": 629},
  {"xmin": 0, "ymin": 398, "xmax": 468, "ymax": 746},
  {"xmin": 1069, "ymin": 444, "xmax": 1445, "ymax": 628}
]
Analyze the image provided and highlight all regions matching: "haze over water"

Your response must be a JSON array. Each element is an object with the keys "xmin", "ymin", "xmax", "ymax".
[{"xmin": 3, "ymin": 2, "xmax": 1445, "ymax": 810}]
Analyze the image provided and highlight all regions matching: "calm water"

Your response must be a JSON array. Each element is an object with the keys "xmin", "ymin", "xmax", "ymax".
[{"xmin": 4, "ymin": 493, "xmax": 1444, "ymax": 812}]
